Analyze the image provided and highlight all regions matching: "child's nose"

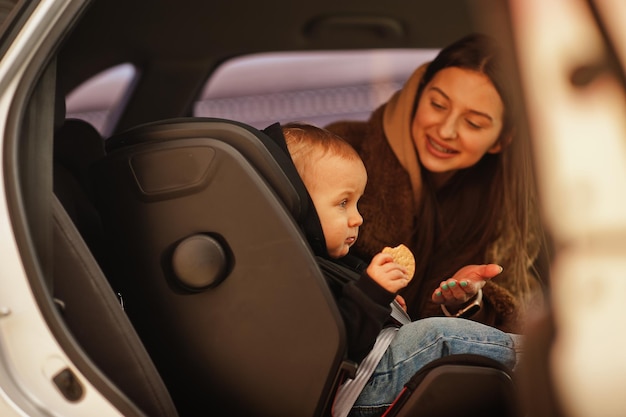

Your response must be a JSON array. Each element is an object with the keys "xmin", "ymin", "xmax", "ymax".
[{"xmin": 350, "ymin": 210, "xmax": 363, "ymax": 227}]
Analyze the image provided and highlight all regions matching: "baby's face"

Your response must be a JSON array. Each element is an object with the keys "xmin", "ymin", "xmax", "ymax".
[{"xmin": 307, "ymin": 155, "xmax": 367, "ymax": 258}]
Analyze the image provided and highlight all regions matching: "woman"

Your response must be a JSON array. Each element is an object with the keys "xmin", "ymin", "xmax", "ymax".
[{"xmin": 327, "ymin": 33, "xmax": 549, "ymax": 333}]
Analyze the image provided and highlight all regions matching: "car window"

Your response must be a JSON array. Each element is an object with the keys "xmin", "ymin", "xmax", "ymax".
[
  {"xmin": 65, "ymin": 62, "xmax": 136, "ymax": 136},
  {"xmin": 194, "ymin": 49, "xmax": 439, "ymax": 129}
]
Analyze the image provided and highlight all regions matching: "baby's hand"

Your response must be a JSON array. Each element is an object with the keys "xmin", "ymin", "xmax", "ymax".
[
  {"xmin": 367, "ymin": 252, "xmax": 410, "ymax": 294},
  {"xmin": 431, "ymin": 264, "xmax": 503, "ymax": 306},
  {"xmin": 395, "ymin": 295, "xmax": 408, "ymax": 312}
]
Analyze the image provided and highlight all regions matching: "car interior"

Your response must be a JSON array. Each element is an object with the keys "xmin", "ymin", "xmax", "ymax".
[
  {"xmin": 9, "ymin": 0, "xmax": 626, "ymax": 416},
  {"xmin": 52, "ymin": 112, "xmax": 523, "ymax": 416},
  {"xmin": 50, "ymin": 1, "xmax": 524, "ymax": 416}
]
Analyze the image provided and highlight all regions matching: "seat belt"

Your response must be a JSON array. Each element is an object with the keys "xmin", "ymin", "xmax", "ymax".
[{"xmin": 332, "ymin": 300, "xmax": 411, "ymax": 417}]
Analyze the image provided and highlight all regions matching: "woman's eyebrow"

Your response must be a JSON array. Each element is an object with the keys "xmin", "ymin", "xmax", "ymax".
[
  {"xmin": 430, "ymin": 86, "xmax": 450, "ymax": 101},
  {"xmin": 429, "ymin": 86, "xmax": 494, "ymax": 122}
]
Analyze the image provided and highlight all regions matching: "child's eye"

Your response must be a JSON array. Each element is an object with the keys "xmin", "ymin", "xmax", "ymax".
[{"xmin": 339, "ymin": 199, "xmax": 348, "ymax": 208}]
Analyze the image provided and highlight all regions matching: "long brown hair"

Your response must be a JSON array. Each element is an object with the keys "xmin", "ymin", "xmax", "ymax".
[{"xmin": 402, "ymin": 33, "xmax": 545, "ymax": 319}]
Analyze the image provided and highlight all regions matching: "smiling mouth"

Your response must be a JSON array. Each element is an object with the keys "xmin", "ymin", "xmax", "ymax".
[{"xmin": 428, "ymin": 136, "xmax": 457, "ymax": 154}]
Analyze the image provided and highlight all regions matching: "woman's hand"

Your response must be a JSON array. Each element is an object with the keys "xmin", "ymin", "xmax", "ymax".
[
  {"xmin": 431, "ymin": 264, "xmax": 503, "ymax": 307},
  {"xmin": 367, "ymin": 252, "xmax": 410, "ymax": 294}
]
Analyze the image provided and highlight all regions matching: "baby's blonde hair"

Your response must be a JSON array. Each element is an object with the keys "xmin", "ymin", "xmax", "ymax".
[{"xmin": 282, "ymin": 122, "xmax": 363, "ymax": 188}]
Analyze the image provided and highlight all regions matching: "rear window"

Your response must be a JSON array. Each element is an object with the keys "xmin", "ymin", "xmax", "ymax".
[
  {"xmin": 65, "ymin": 63, "xmax": 137, "ymax": 136},
  {"xmin": 193, "ymin": 49, "xmax": 439, "ymax": 129}
]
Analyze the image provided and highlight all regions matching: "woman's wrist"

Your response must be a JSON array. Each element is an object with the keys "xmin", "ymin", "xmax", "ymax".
[{"xmin": 441, "ymin": 289, "xmax": 483, "ymax": 318}]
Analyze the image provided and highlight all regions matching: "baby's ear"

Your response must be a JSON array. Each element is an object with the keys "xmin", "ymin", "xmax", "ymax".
[{"xmin": 487, "ymin": 132, "xmax": 513, "ymax": 154}]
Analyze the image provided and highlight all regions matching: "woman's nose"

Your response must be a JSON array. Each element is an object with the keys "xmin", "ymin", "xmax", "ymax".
[{"xmin": 438, "ymin": 115, "xmax": 458, "ymax": 140}]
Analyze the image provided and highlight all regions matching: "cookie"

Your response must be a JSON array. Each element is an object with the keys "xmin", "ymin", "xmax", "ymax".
[{"xmin": 382, "ymin": 244, "xmax": 415, "ymax": 280}]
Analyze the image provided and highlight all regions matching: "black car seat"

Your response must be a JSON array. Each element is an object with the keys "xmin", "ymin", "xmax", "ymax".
[
  {"xmin": 52, "ymin": 117, "xmax": 180, "ymax": 417},
  {"xmin": 52, "ymin": 195, "xmax": 180, "ymax": 417},
  {"xmin": 53, "ymin": 118, "xmax": 109, "ymax": 271},
  {"xmin": 381, "ymin": 354, "xmax": 520, "ymax": 417},
  {"xmin": 91, "ymin": 117, "xmax": 521, "ymax": 417},
  {"xmin": 92, "ymin": 118, "xmax": 349, "ymax": 417}
]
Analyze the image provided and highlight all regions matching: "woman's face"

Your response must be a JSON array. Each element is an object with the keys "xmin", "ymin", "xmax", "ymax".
[{"xmin": 412, "ymin": 66, "xmax": 505, "ymax": 184}]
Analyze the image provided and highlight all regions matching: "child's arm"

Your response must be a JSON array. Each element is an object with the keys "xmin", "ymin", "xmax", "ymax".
[{"xmin": 338, "ymin": 253, "xmax": 410, "ymax": 362}]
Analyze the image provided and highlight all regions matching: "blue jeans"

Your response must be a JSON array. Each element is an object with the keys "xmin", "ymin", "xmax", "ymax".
[{"xmin": 349, "ymin": 317, "xmax": 520, "ymax": 417}]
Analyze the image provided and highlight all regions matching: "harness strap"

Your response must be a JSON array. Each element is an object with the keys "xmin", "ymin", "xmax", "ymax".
[{"xmin": 332, "ymin": 301, "xmax": 411, "ymax": 417}]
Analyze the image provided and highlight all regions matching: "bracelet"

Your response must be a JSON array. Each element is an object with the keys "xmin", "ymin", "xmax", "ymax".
[{"xmin": 441, "ymin": 288, "xmax": 483, "ymax": 318}]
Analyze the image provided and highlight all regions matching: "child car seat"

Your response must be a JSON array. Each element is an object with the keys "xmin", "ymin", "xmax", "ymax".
[
  {"xmin": 92, "ymin": 118, "xmax": 348, "ymax": 417},
  {"xmin": 92, "ymin": 117, "xmax": 521, "ymax": 417}
]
